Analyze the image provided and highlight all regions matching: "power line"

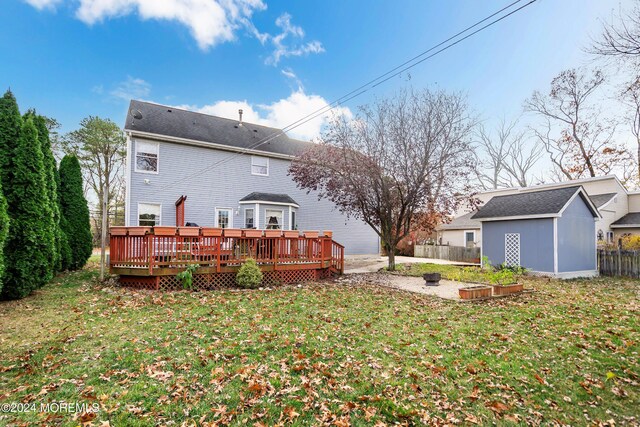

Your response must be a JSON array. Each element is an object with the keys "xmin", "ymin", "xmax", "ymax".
[{"xmin": 147, "ymin": 0, "xmax": 538, "ymax": 195}]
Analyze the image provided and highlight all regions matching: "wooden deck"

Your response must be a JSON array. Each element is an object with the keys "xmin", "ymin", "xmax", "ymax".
[{"xmin": 109, "ymin": 226, "xmax": 344, "ymax": 290}]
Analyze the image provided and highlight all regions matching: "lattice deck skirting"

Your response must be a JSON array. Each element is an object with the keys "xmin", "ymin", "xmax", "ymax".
[{"xmin": 118, "ymin": 268, "xmax": 334, "ymax": 291}]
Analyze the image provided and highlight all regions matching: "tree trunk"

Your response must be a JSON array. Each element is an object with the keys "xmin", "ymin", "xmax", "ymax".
[{"xmin": 387, "ymin": 249, "xmax": 396, "ymax": 271}]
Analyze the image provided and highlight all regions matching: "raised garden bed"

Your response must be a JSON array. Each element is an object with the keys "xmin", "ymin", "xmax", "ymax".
[
  {"xmin": 492, "ymin": 283, "xmax": 524, "ymax": 296},
  {"xmin": 459, "ymin": 285, "xmax": 492, "ymax": 300}
]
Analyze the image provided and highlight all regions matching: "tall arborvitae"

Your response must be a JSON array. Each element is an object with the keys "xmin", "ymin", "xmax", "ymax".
[
  {"xmin": 2, "ymin": 117, "xmax": 52, "ymax": 299},
  {"xmin": 59, "ymin": 155, "xmax": 92, "ymax": 270},
  {"xmin": 0, "ymin": 181, "xmax": 9, "ymax": 294},
  {"xmin": 56, "ymin": 166, "xmax": 73, "ymax": 271},
  {"xmin": 27, "ymin": 111, "xmax": 58, "ymax": 276},
  {"xmin": 0, "ymin": 90, "xmax": 20, "ymax": 191}
]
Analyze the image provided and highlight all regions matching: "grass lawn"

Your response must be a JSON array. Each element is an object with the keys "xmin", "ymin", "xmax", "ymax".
[{"xmin": 0, "ymin": 263, "xmax": 638, "ymax": 426}]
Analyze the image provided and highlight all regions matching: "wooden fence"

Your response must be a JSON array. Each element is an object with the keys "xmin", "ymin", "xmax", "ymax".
[
  {"xmin": 598, "ymin": 249, "xmax": 640, "ymax": 278},
  {"xmin": 414, "ymin": 245, "xmax": 481, "ymax": 264}
]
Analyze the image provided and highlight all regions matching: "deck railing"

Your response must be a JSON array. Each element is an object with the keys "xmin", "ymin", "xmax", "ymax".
[{"xmin": 109, "ymin": 226, "xmax": 344, "ymax": 275}]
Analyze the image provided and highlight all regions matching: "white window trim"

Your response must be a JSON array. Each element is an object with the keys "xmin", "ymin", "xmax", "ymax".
[
  {"xmin": 215, "ymin": 207, "xmax": 233, "ymax": 228},
  {"xmin": 137, "ymin": 202, "xmax": 162, "ymax": 226},
  {"xmin": 134, "ymin": 140, "xmax": 159, "ymax": 175},
  {"xmin": 251, "ymin": 155, "xmax": 269, "ymax": 177},
  {"xmin": 265, "ymin": 208, "xmax": 284, "ymax": 230},
  {"xmin": 244, "ymin": 208, "xmax": 255, "ymax": 229}
]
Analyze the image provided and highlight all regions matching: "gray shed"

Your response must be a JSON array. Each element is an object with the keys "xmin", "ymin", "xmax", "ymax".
[{"xmin": 471, "ymin": 186, "xmax": 600, "ymax": 279}]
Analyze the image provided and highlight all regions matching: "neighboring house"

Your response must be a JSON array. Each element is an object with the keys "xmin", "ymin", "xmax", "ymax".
[
  {"xmin": 472, "ymin": 186, "xmax": 600, "ymax": 278},
  {"xmin": 437, "ymin": 175, "xmax": 640, "ymax": 247},
  {"xmin": 123, "ymin": 100, "xmax": 380, "ymax": 255}
]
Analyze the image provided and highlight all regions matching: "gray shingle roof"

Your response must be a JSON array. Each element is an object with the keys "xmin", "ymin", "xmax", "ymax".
[
  {"xmin": 611, "ymin": 212, "xmax": 640, "ymax": 227},
  {"xmin": 436, "ymin": 212, "xmax": 481, "ymax": 230},
  {"xmin": 239, "ymin": 192, "xmax": 299, "ymax": 206},
  {"xmin": 472, "ymin": 186, "xmax": 598, "ymax": 220},
  {"xmin": 589, "ymin": 193, "xmax": 617, "ymax": 209},
  {"xmin": 124, "ymin": 100, "xmax": 312, "ymax": 157}
]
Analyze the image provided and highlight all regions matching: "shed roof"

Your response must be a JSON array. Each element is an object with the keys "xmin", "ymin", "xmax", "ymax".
[
  {"xmin": 239, "ymin": 192, "xmax": 299, "ymax": 206},
  {"xmin": 611, "ymin": 212, "xmax": 640, "ymax": 228},
  {"xmin": 124, "ymin": 100, "xmax": 312, "ymax": 157},
  {"xmin": 472, "ymin": 186, "xmax": 599, "ymax": 221}
]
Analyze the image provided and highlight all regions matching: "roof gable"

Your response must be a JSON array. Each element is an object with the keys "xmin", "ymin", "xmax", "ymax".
[
  {"xmin": 124, "ymin": 100, "xmax": 313, "ymax": 158},
  {"xmin": 472, "ymin": 186, "xmax": 599, "ymax": 221}
]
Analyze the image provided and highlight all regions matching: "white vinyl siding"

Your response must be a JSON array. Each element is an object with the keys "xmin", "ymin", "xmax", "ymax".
[
  {"xmin": 135, "ymin": 140, "xmax": 159, "ymax": 173},
  {"xmin": 138, "ymin": 203, "xmax": 161, "ymax": 226},
  {"xmin": 251, "ymin": 155, "xmax": 269, "ymax": 176}
]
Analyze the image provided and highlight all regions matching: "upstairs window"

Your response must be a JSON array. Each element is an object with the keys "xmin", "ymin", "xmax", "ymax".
[
  {"xmin": 138, "ymin": 203, "xmax": 161, "ymax": 226},
  {"xmin": 135, "ymin": 140, "xmax": 159, "ymax": 173},
  {"xmin": 251, "ymin": 155, "xmax": 269, "ymax": 176}
]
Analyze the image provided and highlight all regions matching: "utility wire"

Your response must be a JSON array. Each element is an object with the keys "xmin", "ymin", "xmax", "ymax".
[{"xmin": 148, "ymin": 0, "xmax": 538, "ymax": 195}]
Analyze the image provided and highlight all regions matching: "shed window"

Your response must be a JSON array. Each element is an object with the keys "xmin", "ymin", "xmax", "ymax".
[
  {"xmin": 135, "ymin": 140, "xmax": 159, "ymax": 173},
  {"xmin": 138, "ymin": 203, "xmax": 161, "ymax": 226},
  {"xmin": 251, "ymin": 156, "xmax": 269, "ymax": 176}
]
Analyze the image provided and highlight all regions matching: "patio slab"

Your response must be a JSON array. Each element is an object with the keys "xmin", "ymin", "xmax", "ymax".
[
  {"xmin": 337, "ymin": 272, "xmax": 467, "ymax": 300},
  {"xmin": 343, "ymin": 255, "xmax": 476, "ymax": 274}
]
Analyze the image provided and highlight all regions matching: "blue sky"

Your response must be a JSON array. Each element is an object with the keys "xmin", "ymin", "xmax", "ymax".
[{"xmin": 0, "ymin": 0, "xmax": 634, "ymax": 140}]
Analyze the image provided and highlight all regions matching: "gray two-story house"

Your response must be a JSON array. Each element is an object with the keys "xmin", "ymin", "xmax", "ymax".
[{"xmin": 123, "ymin": 100, "xmax": 380, "ymax": 255}]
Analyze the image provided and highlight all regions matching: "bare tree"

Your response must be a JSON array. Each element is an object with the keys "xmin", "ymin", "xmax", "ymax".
[
  {"xmin": 623, "ymin": 77, "xmax": 640, "ymax": 181},
  {"xmin": 473, "ymin": 119, "xmax": 542, "ymax": 189},
  {"xmin": 525, "ymin": 68, "xmax": 633, "ymax": 180},
  {"xmin": 473, "ymin": 122, "xmax": 511, "ymax": 190},
  {"xmin": 502, "ymin": 135, "xmax": 543, "ymax": 187},
  {"xmin": 591, "ymin": 1, "xmax": 640, "ymax": 62},
  {"xmin": 289, "ymin": 89, "xmax": 476, "ymax": 270}
]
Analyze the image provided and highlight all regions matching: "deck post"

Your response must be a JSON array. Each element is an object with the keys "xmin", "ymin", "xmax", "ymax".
[
  {"xmin": 147, "ymin": 233, "xmax": 154, "ymax": 275},
  {"xmin": 216, "ymin": 237, "xmax": 221, "ymax": 273},
  {"xmin": 274, "ymin": 236, "xmax": 279, "ymax": 271}
]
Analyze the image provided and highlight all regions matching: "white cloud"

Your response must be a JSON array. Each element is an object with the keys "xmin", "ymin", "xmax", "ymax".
[
  {"xmin": 27, "ymin": 0, "xmax": 266, "ymax": 50},
  {"xmin": 23, "ymin": 0, "xmax": 61, "ymax": 10},
  {"xmin": 25, "ymin": 1, "xmax": 324, "ymax": 63},
  {"xmin": 178, "ymin": 89, "xmax": 351, "ymax": 140},
  {"xmin": 262, "ymin": 13, "xmax": 325, "ymax": 65},
  {"xmin": 110, "ymin": 76, "xmax": 151, "ymax": 101}
]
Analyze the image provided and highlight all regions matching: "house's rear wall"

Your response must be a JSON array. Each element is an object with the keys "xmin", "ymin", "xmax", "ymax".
[
  {"xmin": 127, "ymin": 137, "xmax": 380, "ymax": 255},
  {"xmin": 557, "ymin": 196, "xmax": 596, "ymax": 273},
  {"xmin": 481, "ymin": 219, "xmax": 554, "ymax": 273},
  {"xmin": 437, "ymin": 229, "xmax": 481, "ymax": 248}
]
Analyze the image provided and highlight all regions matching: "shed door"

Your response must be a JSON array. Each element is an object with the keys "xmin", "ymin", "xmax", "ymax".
[{"xmin": 504, "ymin": 233, "xmax": 520, "ymax": 267}]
